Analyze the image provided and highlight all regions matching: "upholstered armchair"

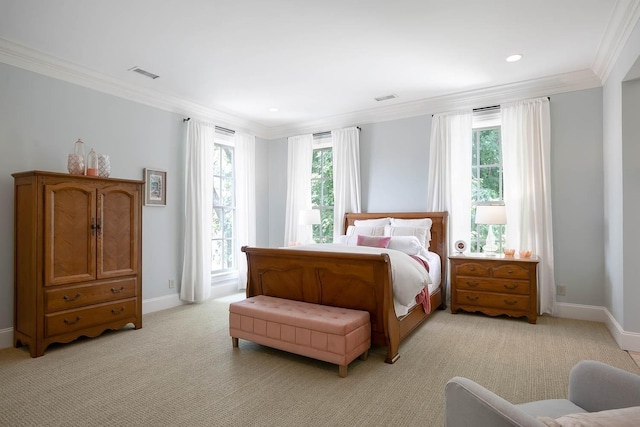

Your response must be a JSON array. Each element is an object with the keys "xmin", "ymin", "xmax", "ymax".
[{"xmin": 445, "ymin": 360, "xmax": 640, "ymax": 427}]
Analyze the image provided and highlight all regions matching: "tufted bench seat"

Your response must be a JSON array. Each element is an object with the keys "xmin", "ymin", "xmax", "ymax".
[{"xmin": 229, "ymin": 295, "xmax": 371, "ymax": 377}]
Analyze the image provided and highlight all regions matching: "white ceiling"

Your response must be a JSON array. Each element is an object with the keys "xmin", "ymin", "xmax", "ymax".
[{"xmin": 1, "ymin": 0, "xmax": 639, "ymax": 138}]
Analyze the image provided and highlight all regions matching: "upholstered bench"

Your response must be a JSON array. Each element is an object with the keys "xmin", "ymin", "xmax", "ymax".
[{"xmin": 229, "ymin": 295, "xmax": 371, "ymax": 377}]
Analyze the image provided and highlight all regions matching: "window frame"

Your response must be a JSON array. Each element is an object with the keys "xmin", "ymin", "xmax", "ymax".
[
  {"xmin": 211, "ymin": 131, "xmax": 237, "ymax": 282},
  {"xmin": 470, "ymin": 110, "xmax": 505, "ymax": 253},
  {"xmin": 311, "ymin": 134, "xmax": 334, "ymax": 243}
]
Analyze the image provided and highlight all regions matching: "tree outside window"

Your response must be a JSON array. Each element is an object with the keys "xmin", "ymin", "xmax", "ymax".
[
  {"xmin": 471, "ymin": 126, "xmax": 504, "ymax": 252},
  {"xmin": 311, "ymin": 147, "xmax": 334, "ymax": 243}
]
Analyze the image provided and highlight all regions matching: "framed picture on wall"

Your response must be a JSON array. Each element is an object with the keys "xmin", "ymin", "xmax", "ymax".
[{"xmin": 144, "ymin": 168, "xmax": 166, "ymax": 206}]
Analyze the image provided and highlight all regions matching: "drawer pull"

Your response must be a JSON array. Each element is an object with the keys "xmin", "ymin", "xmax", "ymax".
[
  {"xmin": 63, "ymin": 293, "xmax": 81, "ymax": 302},
  {"xmin": 111, "ymin": 307, "xmax": 126, "ymax": 315},
  {"xmin": 503, "ymin": 283, "xmax": 519, "ymax": 290},
  {"xmin": 110, "ymin": 286, "xmax": 126, "ymax": 293},
  {"xmin": 469, "ymin": 267, "xmax": 476, "ymax": 271},
  {"xmin": 63, "ymin": 316, "xmax": 81, "ymax": 325},
  {"xmin": 504, "ymin": 299, "xmax": 518, "ymax": 306},
  {"xmin": 465, "ymin": 281, "xmax": 479, "ymax": 288},
  {"xmin": 465, "ymin": 295, "xmax": 479, "ymax": 302}
]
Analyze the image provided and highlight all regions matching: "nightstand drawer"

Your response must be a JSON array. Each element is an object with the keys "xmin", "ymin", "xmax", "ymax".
[
  {"xmin": 455, "ymin": 277, "xmax": 530, "ymax": 295},
  {"xmin": 453, "ymin": 262, "xmax": 490, "ymax": 277},
  {"xmin": 493, "ymin": 264, "xmax": 530, "ymax": 280},
  {"xmin": 455, "ymin": 290, "xmax": 530, "ymax": 311}
]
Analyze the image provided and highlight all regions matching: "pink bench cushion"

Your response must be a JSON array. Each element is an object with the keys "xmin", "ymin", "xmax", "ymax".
[{"xmin": 229, "ymin": 295, "xmax": 370, "ymax": 366}]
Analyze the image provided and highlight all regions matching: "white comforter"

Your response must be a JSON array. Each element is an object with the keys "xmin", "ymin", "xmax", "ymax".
[{"xmin": 287, "ymin": 243, "xmax": 437, "ymax": 316}]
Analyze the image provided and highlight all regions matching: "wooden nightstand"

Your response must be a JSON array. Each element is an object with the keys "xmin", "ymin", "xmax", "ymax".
[{"xmin": 449, "ymin": 253, "xmax": 539, "ymax": 324}]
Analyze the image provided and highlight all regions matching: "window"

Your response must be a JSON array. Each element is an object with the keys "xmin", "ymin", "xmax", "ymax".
[
  {"xmin": 470, "ymin": 111, "xmax": 504, "ymax": 253},
  {"xmin": 212, "ymin": 137, "xmax": 236, "ymax": 273},
  {"xmin": 311, "ymin": 135, "xmax": 334, "ymax": 243}
]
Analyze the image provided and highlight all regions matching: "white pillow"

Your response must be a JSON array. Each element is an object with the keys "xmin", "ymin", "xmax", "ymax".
[
  {"xmin": 384, "ymin": 225, "xmax": 430, "ymax": 249},
  {"xmin": 353, "ymin": 217, "xmax": 390, "ymax": 227},
  {"xmin": 387, "ymin": 236, "xmax": 423, "ymax": 255},
  {"xmin": 389, "ymin": 217, "xmax": 432, "ymax": 228}
]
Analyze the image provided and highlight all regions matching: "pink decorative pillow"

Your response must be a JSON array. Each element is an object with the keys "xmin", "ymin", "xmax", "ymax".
[{"xmin": 357, "ymin": 235, "xmax": 391, "ymax": 248}]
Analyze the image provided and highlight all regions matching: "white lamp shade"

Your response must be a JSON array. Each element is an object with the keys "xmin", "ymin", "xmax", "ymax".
[
  {"xmin": 475, "ymin": 205, "xmax": 507, "ymax": 225},
  {"xmin": 299, "ymin": 209, "xmax": 321, "ymax": 225}
]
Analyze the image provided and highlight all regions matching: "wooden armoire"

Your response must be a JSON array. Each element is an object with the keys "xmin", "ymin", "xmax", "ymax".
[{"xmin": 13, "ymin": 171, "xmax": 143, "ymax": 357}]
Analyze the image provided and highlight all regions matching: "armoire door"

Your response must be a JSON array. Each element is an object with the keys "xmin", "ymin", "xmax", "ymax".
[
  {"xmin": 96, "ymin": 183, "xmax": 140, "ymax": 279},
  {"xmin": 43, "ymin": 182, "xmax": 96, "ymax": 286}
]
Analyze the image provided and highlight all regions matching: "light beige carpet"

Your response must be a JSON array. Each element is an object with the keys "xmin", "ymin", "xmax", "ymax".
[{"xmin": 1, "ymin": 298, "xmax": 638, "ymax": 427}]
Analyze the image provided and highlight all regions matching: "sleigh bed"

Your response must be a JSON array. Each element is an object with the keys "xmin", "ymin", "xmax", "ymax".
[{"xmin": 241, "ymin": 211, "xmax": 448, "ymax": 363}]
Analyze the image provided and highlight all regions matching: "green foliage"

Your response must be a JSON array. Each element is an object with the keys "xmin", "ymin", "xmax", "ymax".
[
  {"xmin": 311, "ymin": 147, "xmax": 334, "ymax": 243},
  {"xmin": 471, "ymin": 127, "xmax": 504, "ymax": 252}
]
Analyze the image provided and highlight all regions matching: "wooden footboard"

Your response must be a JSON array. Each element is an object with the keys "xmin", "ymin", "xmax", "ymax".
[
  {"xmin": 243, "ymin": 211, "xmax": 448, "ymax": 364},
  {"xmin": 242, "ymin": 247, "xmax": 399, "ymax": 360}
]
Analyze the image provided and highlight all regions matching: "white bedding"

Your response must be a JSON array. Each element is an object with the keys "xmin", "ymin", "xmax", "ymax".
[{"xmin": 287, "ymin": 243, "xmax": 441, "ymax": 317}]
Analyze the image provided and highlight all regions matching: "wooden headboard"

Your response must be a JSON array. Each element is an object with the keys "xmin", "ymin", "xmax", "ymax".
[{"xmin": 344, "ymin": 211, "xmax": 448, "ymax": 284}]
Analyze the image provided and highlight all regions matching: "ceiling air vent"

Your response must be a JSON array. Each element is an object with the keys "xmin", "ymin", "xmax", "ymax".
[
  {"xmin": 128, "ymin": 66, "xmax": 160, "ymax": 80},
  {"xmin": 374, "ymin": 94, "xmax": 398, "ymax": 102}
]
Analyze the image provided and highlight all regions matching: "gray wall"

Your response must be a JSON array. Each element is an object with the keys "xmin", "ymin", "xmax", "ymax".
[
  {"xmin": 550, "ymin": 88, "xmax": 604, "ymax": 305},
  {"xmin": 0, "ymin": 62, "xmax": 185, "ymax": 330},
  {"xmin": 360, "ymin": 116, "xmax": 432, "ymax": 212},
  {"xmin": 622, "ymin": 77, "xmax": 640, "ymax": 332}
]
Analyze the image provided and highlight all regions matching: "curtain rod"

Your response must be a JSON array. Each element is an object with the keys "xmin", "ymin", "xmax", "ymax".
[
  {"xmin": 182, "ymin": 118, "xmax": 235, "ymax": 135},
  {"xmin": 432, "ymin": 97, "xmax": 551, "ymax": 117},
  {"xmin": 313, "ymin": 126, "xmax": 361, "ymax": 138}
]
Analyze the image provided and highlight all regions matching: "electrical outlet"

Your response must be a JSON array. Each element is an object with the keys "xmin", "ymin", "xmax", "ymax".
[
  {"xmin": 556, "ymin": 285, "xmax": 566, "ymax": 296},
  {"xmin": 169, "ymin": 279, "xmax": 175, "ymax": 289}
]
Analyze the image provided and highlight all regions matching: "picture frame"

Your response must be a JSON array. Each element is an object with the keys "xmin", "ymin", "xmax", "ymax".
[{"xmin": 144, "ymin": 168, "xmax": 167, "ymax": 206}]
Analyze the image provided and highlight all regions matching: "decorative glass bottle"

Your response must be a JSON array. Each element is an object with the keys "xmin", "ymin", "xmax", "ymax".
[
  {"xmin": 98, "ymin": 154, "xmax": 111, "ymax": 178},
  {"xmin": 67, "ymin": 138, "xmax": 85, "ymax": 175},
  {"xmin": 86, "ymin": 148, "xmax": 98, "ymax": 176}
]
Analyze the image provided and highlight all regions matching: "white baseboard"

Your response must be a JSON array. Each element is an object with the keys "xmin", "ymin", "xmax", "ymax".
[
  {"xmin": 0, "ymin": 327, "xmax": 13, "ymax": 351},
  {"xmin": 4, "ymin": 300, "xmax": 639, "ymax": 352},
  {"xmin": 142, "ymin": 293, "xmax": 187, "ymax": 314},
  {"xmin": 555, "ymin": 302, "xmax": 640, "ymax": 352}
]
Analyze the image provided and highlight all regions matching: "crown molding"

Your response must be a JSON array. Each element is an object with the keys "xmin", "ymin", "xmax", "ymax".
[
  {"xmin": 262, "ymin": 69, "xmax": 602, "ymax": 139},
  {"xmin": 0, "ymin": 38, "xmax": 270, "ymax": 137},
  {"xmin": 592, "ymin": 0, "xmax": 640, "ymax": 83},
  {"xmin": 0, "ymin": 37, "xmax": 603, "ymax": 141}
]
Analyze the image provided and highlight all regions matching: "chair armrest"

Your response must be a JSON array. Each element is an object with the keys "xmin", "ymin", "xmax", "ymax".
[
  {"xmin": 569, "ymin": 360, "xmax": 640, "ymax": 412},
  {"xmin": 445, "ymin": 377, "xmax": 545, "ymax": 427}
]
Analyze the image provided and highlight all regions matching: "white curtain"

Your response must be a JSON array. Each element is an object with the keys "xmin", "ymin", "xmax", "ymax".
[
  {"xmin": 332, "ymin": 127, "xmax": 361, "ymax": 239},
  {"xmin": 234, "ymin": 132, "xmax": 256, "ymax": 290},
  {"xmin": 427, "ymin": 111, "xmax": 473, "ymax": 254},
  {"xmin": 180, "ymin": 120, "xmax": 215, "ymax": 303},
  {"xmin": 284, "ymin": 134, "xmax": 313, "ymax": 245},
  {"xmin": 501, "ymin": 97, "xmax": 555, "ymax": 315}
]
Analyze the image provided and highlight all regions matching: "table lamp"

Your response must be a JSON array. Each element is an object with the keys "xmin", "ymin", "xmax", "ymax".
[{"xmin": 475, "ymin": 204, "xmax": 506, "ymax": 255}]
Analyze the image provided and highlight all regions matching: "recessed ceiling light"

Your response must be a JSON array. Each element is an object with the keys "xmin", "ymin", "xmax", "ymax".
[
  {"xmin": 506, "ymin": 54, "xmax": 523, "ymax": 63},
  {"xmin": 268, "ymin": 107, "xmax": 279, "ymax": 112}
]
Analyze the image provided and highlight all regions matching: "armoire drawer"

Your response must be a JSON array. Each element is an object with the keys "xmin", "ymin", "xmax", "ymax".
[
  {"xmin": 45, "ymin": 299, "xmax": 137, "ymax": 337},
  {"xmin": 45, "ymin": 278, "xmax": 137, "ymax": 313}
]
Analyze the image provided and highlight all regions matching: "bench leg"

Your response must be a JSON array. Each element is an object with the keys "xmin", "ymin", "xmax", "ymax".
[
  {"xmin": 359, "ymin": 350, "xmax": 369, "ymax": 361},
  {"xmin": 339, "ymin": 365, "xmax": 347, "ymax": 378},
  {"xmin": 232, "ymin": 337, "xmax": 239, "ymax": 348}
]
